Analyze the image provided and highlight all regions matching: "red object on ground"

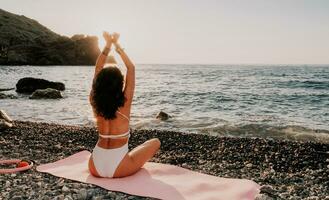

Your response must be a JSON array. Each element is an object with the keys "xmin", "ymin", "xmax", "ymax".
[
  {"xmin": 0, "ymin": 159, "xmax": 33, "ymax": 174},
  {"xmin": 17, "ymin": 161, "xmax": 29, "ymax": 168}
]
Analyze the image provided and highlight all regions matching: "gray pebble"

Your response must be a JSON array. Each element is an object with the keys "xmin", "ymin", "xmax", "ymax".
[
  {"xmin": 91, "ymin": 196, "xmax": 104, "ymax": 200},
  {"xmin": 87, "ymin": 189, "xmax": 95, "ymax": 198},
  {"xmin": 1, "ymin": 121, "xmax": 328, "ymax": 199},
  {"xmin": 255, "ymin": 194, "xmax": 273, "ymax": 200},
  {"xmin": 307, "ymin": 196, "xmax": 319, "ymax": 200},
  {"xmin": 62, "ymin": 186, "xmax": 69, "ymax": 192},
  {"xmin": 260, "ymin": 185, "xmax": 276, "ymax": 195},
  {"xmin": 11, "ymin": 196, "xmax": 23, "ymax": 200},
  {"xmin": 52, "ymin": 195, "xmax": 64, "ymax": 200},
  {"xmin": 107, "ymin": 192, "xmax": 117, "ymax": 199},
  {"xmin": 246, "ymin": 163, "xmax": 253, "ymax": 168},
  {"xmin": 78, "ymin": 188, "xmax": 87, "ymax": 200},
  {"xmin": 5, "ymin": 180, "xmax": 10, "ymax": 187},
  {"xmin": 64, "ymin": 195, "xmax": 73, "ymax": 200}
]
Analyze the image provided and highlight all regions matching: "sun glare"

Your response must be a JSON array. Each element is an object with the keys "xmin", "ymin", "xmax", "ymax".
[{"xmin": 97, "ymin": 33, "xmax": 106, "ymax": 49}]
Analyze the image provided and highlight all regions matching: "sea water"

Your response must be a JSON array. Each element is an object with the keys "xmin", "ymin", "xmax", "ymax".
[{"xmin": 1, "ymin": 65, "xmax": 328, "ymax": 142}]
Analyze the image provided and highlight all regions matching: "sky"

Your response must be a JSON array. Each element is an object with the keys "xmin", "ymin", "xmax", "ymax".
[{"xmin": 1, "ymin": 0, "xmax": 329, "ymax": 64}]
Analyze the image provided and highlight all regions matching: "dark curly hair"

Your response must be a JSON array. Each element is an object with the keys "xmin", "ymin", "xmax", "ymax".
[{"xmin": 91, "ymin": 67, "xmax": 125, "ymax": 119}]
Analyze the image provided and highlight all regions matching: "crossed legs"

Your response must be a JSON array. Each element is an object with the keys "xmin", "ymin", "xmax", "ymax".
[{"xmin": 113, "ymin": 138, "xmax": 161, "ymax": 178}]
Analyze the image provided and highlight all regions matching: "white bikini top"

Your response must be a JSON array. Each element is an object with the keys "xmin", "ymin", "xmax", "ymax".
[{"xmin": 98, "ymin": 111, "xmax": 131, "ymax": 139}]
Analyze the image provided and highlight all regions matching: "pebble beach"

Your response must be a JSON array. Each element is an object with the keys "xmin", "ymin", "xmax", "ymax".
[
  {"xmin": 1, "ymin": 121, "xmax": 328, "ymax": 200},
  {"xmin": 1, "ymin": 3, "xmax": 329, "ymax": 200}
]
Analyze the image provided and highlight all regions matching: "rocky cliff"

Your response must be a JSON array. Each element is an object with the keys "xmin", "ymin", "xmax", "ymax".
[{"xmin": 0, "ymin": 9, "xmax": 100, "ymax": 65}]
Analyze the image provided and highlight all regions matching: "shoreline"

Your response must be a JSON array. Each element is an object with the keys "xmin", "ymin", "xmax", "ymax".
[
  {"xmin": 1, "ymin": 121, "xmax": 328, "ymax": 199},
  {"xmin": 1, "ymin": 110, "xmax": 329, "ymax": 144}
]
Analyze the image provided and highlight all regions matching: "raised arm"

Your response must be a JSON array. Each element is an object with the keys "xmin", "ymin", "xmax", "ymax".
[
  {"xmin": 112, "ymin": 33, "xmax": 135, "ymax": 105},
  {"xmin": 90, "ymin": 32, "xmax": 112, "ymax": 106},
  {"xmin": 93, "ymin": 32, "xmax": 112, "ymax": 79}
]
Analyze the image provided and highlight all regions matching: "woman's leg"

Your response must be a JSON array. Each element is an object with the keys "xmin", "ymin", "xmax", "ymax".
[
  {"xmin": 88, "ymin": 155, "xmax": 101, "ymax": 177},
  {"xmin": 113, "ymin": 138, "xmax": 161, "ymax": 177}
]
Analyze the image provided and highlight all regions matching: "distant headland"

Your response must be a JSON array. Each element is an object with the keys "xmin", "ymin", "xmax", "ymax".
[{"xmin": 0, "ymin": 9, "xmax": 100, "ymax": 65}]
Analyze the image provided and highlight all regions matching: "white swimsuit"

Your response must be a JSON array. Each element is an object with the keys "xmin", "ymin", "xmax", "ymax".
[{"xmin": 92, "ymin": 111, "xmax": 130, "ymax": 178}]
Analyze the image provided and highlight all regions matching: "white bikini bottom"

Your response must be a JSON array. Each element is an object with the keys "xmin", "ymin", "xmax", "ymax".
[{"xmin": 92, "ymin": 143, "xmax": 128, "ymax": 178}]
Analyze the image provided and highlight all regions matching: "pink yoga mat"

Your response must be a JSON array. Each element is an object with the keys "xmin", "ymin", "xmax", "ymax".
[{"xmin": 37, "ymin": 151, "xmax": 260, "ymax": 200}]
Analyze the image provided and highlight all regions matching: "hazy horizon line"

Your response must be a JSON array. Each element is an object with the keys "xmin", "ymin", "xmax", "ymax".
[{"xmin": 1, "ymin": 63, "xmax": 329, "ymax": 67}]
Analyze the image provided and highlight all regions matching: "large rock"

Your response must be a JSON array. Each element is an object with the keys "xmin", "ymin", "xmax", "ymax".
[
  {"xmin": 16, "ymin": 77, "xmax": 65, "ymax": 94},
  {"xmin": 29, "ymin": 88, "xmax": 63, "ymax": 99},
  {"xmin": 0, "ymin": 9, "xmax": 100, "ymax": 65},
  {"xmin": 156, "ymin": 111, "xmax": 171, "ymax": 121},
  {"xmin": 0, "ymin": 110, "xmax": 13, "ymax": 129}
]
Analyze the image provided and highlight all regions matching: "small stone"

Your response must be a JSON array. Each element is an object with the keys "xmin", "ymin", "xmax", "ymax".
[
  {"xmin": 260, "ymin": 185, "xmax": 276, "ymax": 195},
  {"xmin": 52, "ymin": 194, "xmax": 64, "ymax": 200},
  {"xmin": 78, "ymin": 189, "xmax": 87, "ymax": 200},
  {"xmin": 71, "ymin": 189, "xmax": 79, "ymax": 194},
  {"xmin": 11, "ymin": 173, "xmax": 16, "ymax": 177},
  {"xmin": 35, "ymin": 175, "xmax": 42, "ymax": 179},
  {"xmin": 64, "ymin": 195, "xmax": 73, "ymax": 200},
  {"xmin": 5, "ymin": 180, "xmax": 10, "ymax": 187},
  {"xmin": 62, "ymin": 185, "xmax": 69, "ymax": 192},
  {"xmin": 58, "ymin": 181, "xmax": 65, "ymax": 187},
  {"xmin": 11, "ymin": 196, "xmax": 23, "ymax": 200},
  {"xmin": 87, "ymin": 189, "xmax": 95, "ymax": 199},
  {"xmin": 115, "ymin": 196, "xmax": 125, "ymax": 200},
  {"xmin": 71, "ymin": 183, "xmax": 80, "ymax": 189},
  {"xmin": 107, "ymin": 192, "xmax": 116, "ymax": 199},
  {"xmin": 255, "ymin": 194, "xmax": 272, "ymax": 200},
  {"xmin": 198, "ymin": 159, "xmax": 206, "ymax": 164},
  {"xmin": 246, "ymin": 163, "xmax": 253, "ymax": 168},
  {"xmin": 307, "ymin": 196, "xmax": 319, "ymax": 200},
  {"xmin": 279, "ymin": 192, "xmax": 290, "ymax": 199},
  {"xmin": 91, "ymin": 196, "xmax": 103, "ymax": 200}
]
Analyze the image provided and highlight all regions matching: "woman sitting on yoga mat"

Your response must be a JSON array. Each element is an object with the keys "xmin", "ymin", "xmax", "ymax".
[{"xmin": 88, "ymin": 32, "xmax": 161, "ymax": 178}]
